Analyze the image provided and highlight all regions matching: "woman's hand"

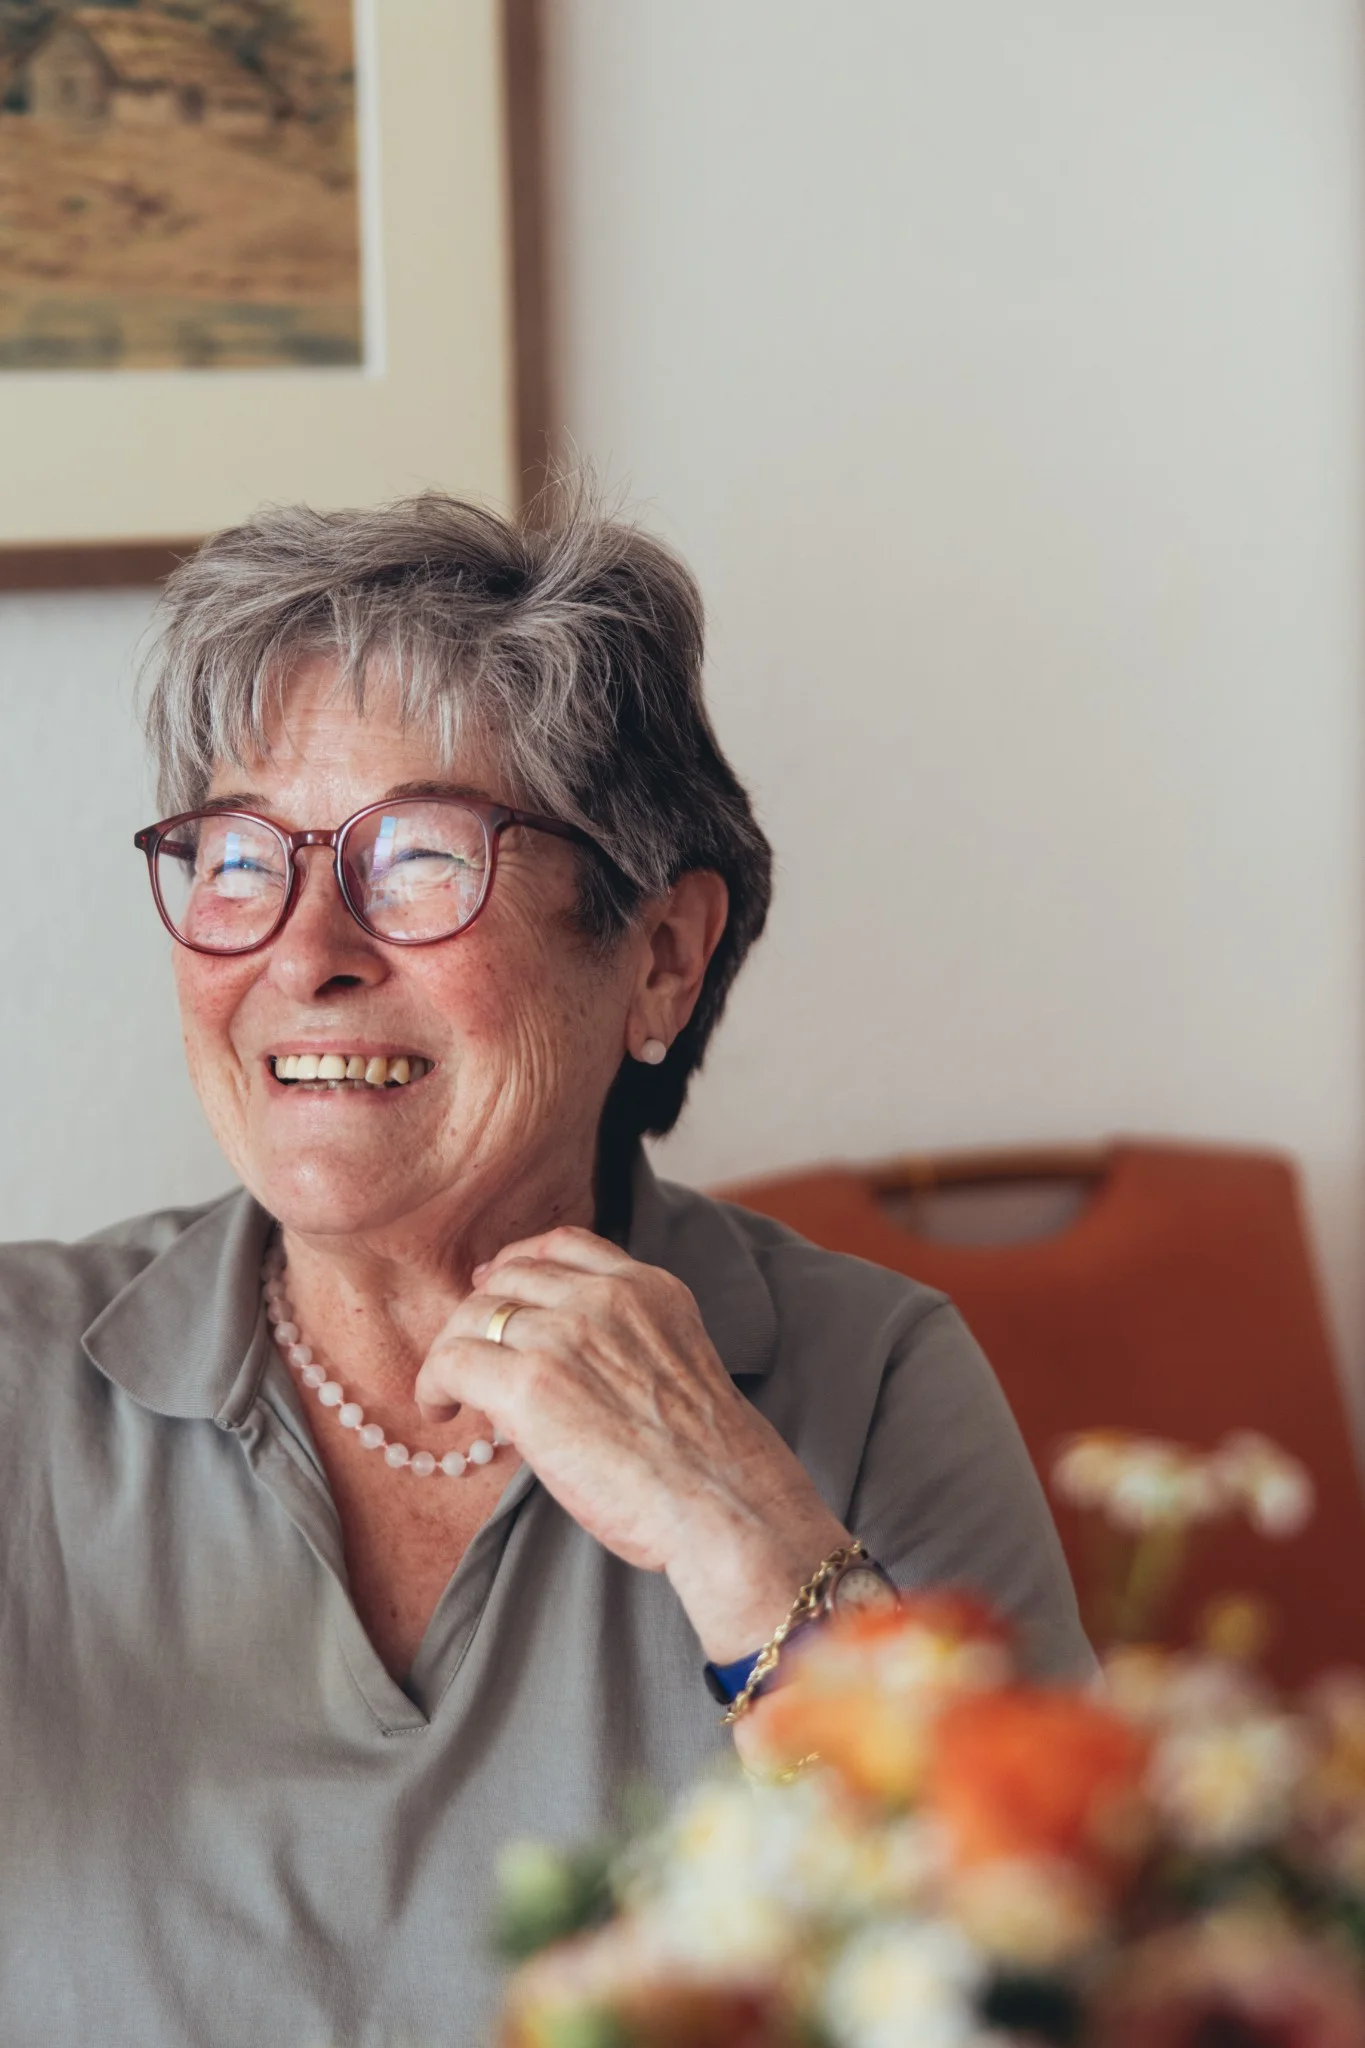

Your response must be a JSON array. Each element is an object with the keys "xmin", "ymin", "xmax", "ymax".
[{"xmin": 413, "ymin": 1224, "xmax": 848, "ymax": 1666}]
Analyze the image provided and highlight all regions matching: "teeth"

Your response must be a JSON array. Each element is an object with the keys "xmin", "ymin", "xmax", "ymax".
[{"xmin": 271, "ymin": 1053, "xmax": 430, "ymax": 1087}]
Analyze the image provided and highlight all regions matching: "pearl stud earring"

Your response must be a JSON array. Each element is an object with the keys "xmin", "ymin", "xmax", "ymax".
[{"xmin": 638, "ymin": 1038, "xmax": 668, "ymax": 1066}]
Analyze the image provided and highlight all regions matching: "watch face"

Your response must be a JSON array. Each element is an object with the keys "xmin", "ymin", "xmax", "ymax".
[{"xmin": 831, "ymin": 1564, "xmax": 900, "ymax": 1618}]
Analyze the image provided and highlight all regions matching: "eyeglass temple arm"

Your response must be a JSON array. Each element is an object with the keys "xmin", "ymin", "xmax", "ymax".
[
  {"xmin": 504, "ymin": 808, "xmax": 604, "ymax": 853},
  {"xmin": 135, "ymin": 827, "xmax": 199, "ymax": 856}
]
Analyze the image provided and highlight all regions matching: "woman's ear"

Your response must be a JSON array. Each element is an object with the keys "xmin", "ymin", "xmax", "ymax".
[{"xmin": 627, "ymin": 871, "xmax": 729, "ymax": 1062}]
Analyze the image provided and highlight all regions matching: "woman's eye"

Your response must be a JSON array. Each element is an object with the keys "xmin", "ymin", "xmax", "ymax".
[
  {"xmin": 393, "ymin": 846, "xmax": 473, "ymax": 869},
  {"xmin": 207, "ymin": 860, "xmax": 279, "ymax": 896},
  {"xmin": 372, "ymin": 850, "xmax": 477, "ymax": 896}
]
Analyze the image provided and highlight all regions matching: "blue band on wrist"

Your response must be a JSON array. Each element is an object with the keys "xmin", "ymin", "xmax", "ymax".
[{"xmin": 702, "ymin": 1648, "xmax": 766, "ymax": 1706}]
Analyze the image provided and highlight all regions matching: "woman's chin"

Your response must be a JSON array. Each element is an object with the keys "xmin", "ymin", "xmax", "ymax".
[{"xmin": 247, "ymin": 1151, "xmax": 439, "ymax": 1240}]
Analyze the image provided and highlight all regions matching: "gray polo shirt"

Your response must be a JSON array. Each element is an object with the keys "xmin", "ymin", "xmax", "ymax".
[{"xmin": 0, "ymin": 1159, "xmax": 1089, "ymax": 2046}]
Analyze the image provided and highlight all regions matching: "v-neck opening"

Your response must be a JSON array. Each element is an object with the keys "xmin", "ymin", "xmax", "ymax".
[
  {"xmin": 238, "ymin": 1361, "xmax": 537, "ymax": 1732},
  {"xmin": 402, "ymin": 1459, "xmax": 537, "ymax": 1711}
]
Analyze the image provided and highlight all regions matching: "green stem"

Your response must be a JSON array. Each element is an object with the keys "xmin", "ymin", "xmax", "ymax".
[{"xmin": 1110, "ymin": 1523, "xmax": 1188, "ymax": 1644}]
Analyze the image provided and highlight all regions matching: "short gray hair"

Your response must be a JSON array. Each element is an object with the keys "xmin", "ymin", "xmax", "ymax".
[{"xmin": 142, "ymin": 485, "xmax": 773, "ymax": 1170}]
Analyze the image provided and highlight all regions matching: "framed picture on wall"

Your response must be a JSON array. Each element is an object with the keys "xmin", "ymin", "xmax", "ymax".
[{"xmin": 0, "ymin": 0, "xmax": 548, "ymax": 586}]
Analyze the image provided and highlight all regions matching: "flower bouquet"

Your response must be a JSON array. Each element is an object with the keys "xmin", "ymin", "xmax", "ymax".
[{"xmin": 496, "ymin": 1432, "xmax": 1365, "ymax": 2048}]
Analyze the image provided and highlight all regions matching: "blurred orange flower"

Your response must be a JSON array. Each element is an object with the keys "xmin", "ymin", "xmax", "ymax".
[
  {"xmin": 757, "ymin": 1684, "xmax": 928, "ymax": 1806},
  {"xmin": 876, "ymin": 1591, "xmax": 1011, "ymax": 1647},
  {"xmin": 927, "ymin": 1686, "xmax": 1153, "ymax": 1884},
  {"xmin": 755, "ymin": 1594, "xmax": 1012, "ymax": 1805}
]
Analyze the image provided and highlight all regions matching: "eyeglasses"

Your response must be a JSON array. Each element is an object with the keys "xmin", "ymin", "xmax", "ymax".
[{"xmin": 134, "ymin": 797, "xmax": 600, "ymax": 956}]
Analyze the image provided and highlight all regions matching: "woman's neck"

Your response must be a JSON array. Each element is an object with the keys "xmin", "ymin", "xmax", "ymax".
[{"xmin": 272, "ymin": 1159, "xmax": 597, "ymax": 1407}]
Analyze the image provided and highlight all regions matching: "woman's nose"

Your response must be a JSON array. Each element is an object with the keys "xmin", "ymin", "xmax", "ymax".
[{"xmin": 264, "ymin": 846, "xmax": 388, "ymax": 999}]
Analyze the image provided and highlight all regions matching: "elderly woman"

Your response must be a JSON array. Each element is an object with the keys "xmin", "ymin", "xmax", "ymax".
[{"xmin": 0, "ymin": 491, "xmax": 1087, "ymax": 2043}]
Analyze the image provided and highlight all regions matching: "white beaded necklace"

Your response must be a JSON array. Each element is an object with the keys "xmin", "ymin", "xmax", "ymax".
[{"xmin": 261, "ymin": 1242, "xmax": 508, "ymax": 1479}]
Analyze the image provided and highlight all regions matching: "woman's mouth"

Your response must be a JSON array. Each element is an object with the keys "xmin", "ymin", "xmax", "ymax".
[{"xmin": 268, "ymin": 1053, "xmax": 434, "ymax": 1089}]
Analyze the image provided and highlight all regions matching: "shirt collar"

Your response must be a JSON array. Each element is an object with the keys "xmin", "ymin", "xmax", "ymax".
[
  {"xmin": 626, "ymin": 1150, "xmax": 777, "ymax": 1381},
  {"xmin": 81, "ymin": 1155, "xmax": 777, "ymax": 1422},
  {"xmin": 82, "ymin": 1189, "xmax": 275, "ymax": 1423}
]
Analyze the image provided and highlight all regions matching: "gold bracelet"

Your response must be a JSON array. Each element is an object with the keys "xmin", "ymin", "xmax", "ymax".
[{"xmin": 722, "ymin": 1540, "xmax": 868, "ymax": 1725}]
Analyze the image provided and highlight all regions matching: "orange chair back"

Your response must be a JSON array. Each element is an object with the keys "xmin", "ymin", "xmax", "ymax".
[{"xmin": 721, "ymin": 1140, "xmax": 1365, "ymax": 1685}]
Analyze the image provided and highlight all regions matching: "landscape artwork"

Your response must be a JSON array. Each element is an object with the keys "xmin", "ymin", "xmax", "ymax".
[{"xmin": 0, "ymin": 0, "xmax": 362, "ymax": 370}]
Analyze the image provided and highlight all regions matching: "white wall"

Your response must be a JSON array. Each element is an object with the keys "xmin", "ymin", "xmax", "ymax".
[
  {"xmin": 0, "ymin": 592, "xmax": 230, "ymax": 1239},
  {"xmin": 1, "ymin": 1, "xmax": 1363, "ymax": 1420},
  {"xmin": 546, "ymin": 0, "xmax": 1365, "ymax": 1413}
]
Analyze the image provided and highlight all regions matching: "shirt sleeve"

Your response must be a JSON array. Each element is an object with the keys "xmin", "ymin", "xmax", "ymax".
[{"xmin": 848, "ymin": 1297, "xmax": 1096, "ymax": 1682}]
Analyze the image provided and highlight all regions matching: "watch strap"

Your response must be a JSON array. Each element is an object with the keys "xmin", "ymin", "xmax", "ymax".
[{"xmin": 702, "ymin": 1648, "xmax": 766, "ymax": 1706}]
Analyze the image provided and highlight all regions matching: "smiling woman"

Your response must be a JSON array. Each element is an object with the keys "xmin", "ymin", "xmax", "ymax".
[{"xmin": 0, "ymin": 483, "xmax": 1091, "ymax": 2044}]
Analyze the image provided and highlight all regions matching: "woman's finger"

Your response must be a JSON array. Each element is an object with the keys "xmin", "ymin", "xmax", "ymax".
[
  {"xmin": 413, "ymin": 1315, "xmax": 540, "ymax": 1421},
  {"xmin": 464, "ymin": 1258, "xmax": 588, "ymax": 1316},
  {"xmin": 473, "ymin": 1224, "xmax": 632, "ymax": 1284}
]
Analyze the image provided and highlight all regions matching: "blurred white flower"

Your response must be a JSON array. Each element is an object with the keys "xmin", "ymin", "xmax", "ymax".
[
  {"xmin": 822, "ymin": 1919, "xmax": 985, "ymax": 2048},
  {"xmin": 627, "ymin": 1773, "xmax": 943, "ymax": 1973},
  {"xmin": 645, "ymin": 1883, "xmax": 793, "ymax": 1975},
  {"xmin": 1163, "ymin": 1658, "xmax": 1273, "ymax": 1728},
  {"xmin": 838, "ymin": 1816, "xmax": 948, "ymax": 1919},
  {"xmin": 1248, "ymin": 1469, "xmax": 1315, "ymax": 1538},
  {"xmin": 1214, "ymin": 1433, "xmax": 1315, "ymax": 1539},
  {"xmin": 949, "ymin": 1856, "xmax": 1107, "ymax": 1968},
  {"xmin": 797, "ymin": 1617, "xmax": 1010, "ymax": 1706},
  {"xmin": 1054, "ymin": 1429, "xmax": 1314, "ymax": 1540},
  {"xmin": 1106, "ymin": 1646, "xmax": 1274, "ymax": 1732},
  {"xmin": 1102, "ymin": 1646, "xmax": 1184, "ymax": 1726},
  {"xmin": 1107, "ymin": 1448, "xmax": 1185, "ymax": 1533},
  {"xmin": 1174, "ymin": 1462, "xmax": 1232, "ymax": 1524},
  {"xmin": 1105, "ymin": 1441, "xmax": 1227, "ymax": 1534},
  {"xmin": 1150, "ymin": 1714, "xmax": 1308, "ymax": 1853},
  {"xmin": 1053, "ymin": 1434, "xmax": 1128, "ymax": 1511}
]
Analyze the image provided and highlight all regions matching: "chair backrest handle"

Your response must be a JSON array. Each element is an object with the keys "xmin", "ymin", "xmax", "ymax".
[{"xmin": 866, "ymin": 1143, "xmax": 1113, "ymax": 1198}]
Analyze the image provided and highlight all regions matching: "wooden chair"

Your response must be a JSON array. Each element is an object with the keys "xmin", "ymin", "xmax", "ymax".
[{"xmin": 720, "ymin": 1140, "xmax": 1365, "ymax": 1685}]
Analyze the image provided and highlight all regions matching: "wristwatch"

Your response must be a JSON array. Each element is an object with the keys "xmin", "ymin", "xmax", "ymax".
[
  {"xmin": 702, "ymin": 1545, "xmax": 899, "ymax": 1709},
  {"xmin": 820, "ymin": 1553, "xmax": 901, "ymax": 1621}
]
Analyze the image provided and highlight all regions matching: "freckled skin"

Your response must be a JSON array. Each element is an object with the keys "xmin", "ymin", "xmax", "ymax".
[
  {"xmin": 178, "ymin": 672, "xmax": 629, "ymax": 1262},
  {"xmin": 175, "ymin": 656, "xmax": 847, "ymax": 1714}
]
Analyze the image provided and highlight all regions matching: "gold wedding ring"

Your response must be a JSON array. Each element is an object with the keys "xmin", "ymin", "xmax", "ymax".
[{"xmin": 483, "ymin": 1300, "xmax": 522, "ymax": 1346}]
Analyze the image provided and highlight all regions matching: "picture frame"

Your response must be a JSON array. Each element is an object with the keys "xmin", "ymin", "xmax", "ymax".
[{"xmin": 0, "ymin": 0, "xmax": 550, "ymax": 591}]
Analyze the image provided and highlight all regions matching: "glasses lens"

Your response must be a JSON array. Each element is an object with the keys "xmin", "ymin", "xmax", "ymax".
[
  {"xmin": 154, "ymin": 814, "xmax": 288, "ymax": 952},
  {"xmin": 343, "ymin": 800, "xmax": 490, "ymax": 942}
]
